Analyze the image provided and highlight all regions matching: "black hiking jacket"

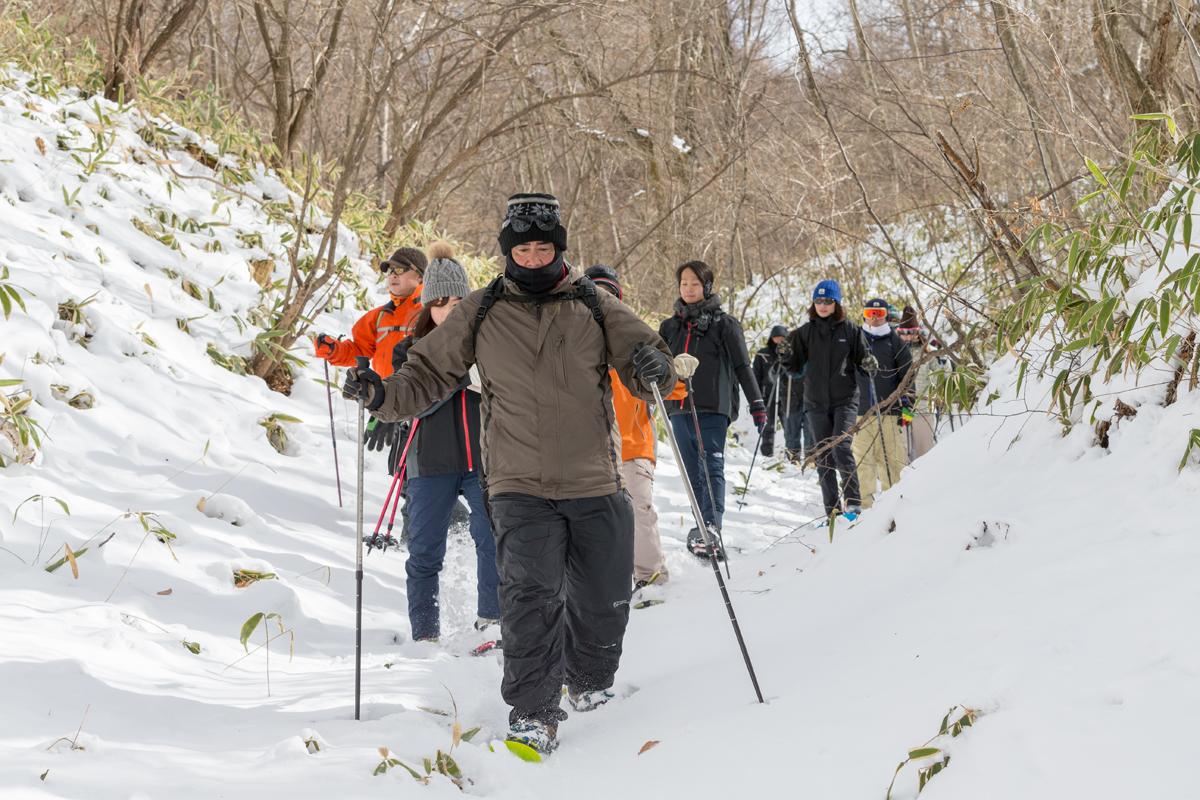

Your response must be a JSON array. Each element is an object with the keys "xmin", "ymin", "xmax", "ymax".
[
  {"xmin": 658, "ymin": 295, "xmax": 762, "ymax": 420},
  {"xmin": 787, "ymin": 316, "xmax": 869, "ymax": 410},
  {"xmin": 392, "ymin": 337, "xmax": 483, "ymax": 478},
  {"xmin": 855, "ymin": 327, "xmax": 913, "ymax": 416}
]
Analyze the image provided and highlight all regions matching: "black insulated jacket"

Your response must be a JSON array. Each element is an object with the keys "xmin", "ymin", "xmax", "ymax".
[
  {"xmin": 658, "ymin": 295, "xmax": 762, "ymax": 421},
  {"xmin": 392, "ymin": 336, "xmax": 483, "ymax": 478},
  {"xmin": 787, "ymin": 316, "xmax": 870, "ymax": 410}
]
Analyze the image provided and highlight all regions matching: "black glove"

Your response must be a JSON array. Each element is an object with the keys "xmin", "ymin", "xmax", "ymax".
[
  {"xmin": 862, "ymin": 353, "xmax": 880, "ymax": 375},
  {"xmin": 776, "ymin": 338, "xmax": 793, "ymax": 361},
  {"xmin": 365, "ymin": 417, "xmax": 396, "ymax": 452},
  {"xmin": 632, "ymin": 344, "xmax": 673, "ymax": 392},
  {"xmin": 342, "ymin": 365, "xmax": 384, "ymax": 411},
  {"xmin": 750, "ymin": 399, "xmax": 768, "ymax": 432}
]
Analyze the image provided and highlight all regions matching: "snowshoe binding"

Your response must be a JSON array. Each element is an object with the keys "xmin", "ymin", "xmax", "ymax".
[{"xmin": 686, "ymin": 526, "xmax": 726, "ymax": 561}]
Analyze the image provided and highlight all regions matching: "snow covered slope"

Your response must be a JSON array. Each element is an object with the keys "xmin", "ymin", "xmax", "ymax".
[{"xmin": 2, "ymin": 67, "xmax": 1198, "ymax": 800}]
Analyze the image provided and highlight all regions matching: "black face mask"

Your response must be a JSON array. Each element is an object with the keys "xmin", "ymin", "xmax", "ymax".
[{"xmin": 506, "ymin": 252, "xmax": 566, "ymax": 296}]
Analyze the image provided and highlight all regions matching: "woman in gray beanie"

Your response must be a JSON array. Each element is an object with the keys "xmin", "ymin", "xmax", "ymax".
[{"xmin": 388, "ymin": 241, "xmax": 499, "ymax": 643}]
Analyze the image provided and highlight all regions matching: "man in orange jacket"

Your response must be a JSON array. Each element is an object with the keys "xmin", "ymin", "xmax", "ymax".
[
  {"xmin": 314, "ymin": 246, "xmax": 426, "ymax": 455},
  {"xmin": 314, "ymin": 246, "xmax": 427, "ymax": 377},
  {"xmin": 586, "ymin": 266, "xmax": 687, "ymax": 586}
]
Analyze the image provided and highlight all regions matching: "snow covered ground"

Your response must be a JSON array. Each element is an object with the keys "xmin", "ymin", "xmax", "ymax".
[{"xmin": 3, "ymin": 67, "xmax": 1199, "ymax": 799}]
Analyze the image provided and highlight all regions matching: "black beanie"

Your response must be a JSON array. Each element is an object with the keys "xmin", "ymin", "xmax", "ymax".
[{"xmin": 498, "ymin": 192, "xmax": 568, "ymax": 255}]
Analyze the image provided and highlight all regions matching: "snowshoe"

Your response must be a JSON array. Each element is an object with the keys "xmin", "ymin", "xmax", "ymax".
[
  {"xmin": 567, "ymin": 688, "xmax": 615, "ymax": 713},
  {"xmin": 506, "ymin": 719, "xmax": 557, "ymax": 758},
  {"xmin": 686, "ymin": 526, "xmax": 726, "ymax": 561},
  {"xmin": 631, "ymin": 572, "xmax": 666, "ymax": 609},
  {"xmin": 471, "ymin": 639, "xmax": 501, "ymax": 657}
]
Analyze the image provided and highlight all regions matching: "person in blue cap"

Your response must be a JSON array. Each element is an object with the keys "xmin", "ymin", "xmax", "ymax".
[{"xmin": 786, "ymin": 279, "xmax": 877, "ymax": 518}]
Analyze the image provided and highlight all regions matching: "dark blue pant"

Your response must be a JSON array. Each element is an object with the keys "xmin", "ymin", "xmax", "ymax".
[
  {"xmin": 784, "ymin": 408, "xmax": 815, "ymax": 452},
  {"xmin": 405, "ymin": 472, "xmax": 500, "ymax": 640},
  {"xmin": 671, "ymin": 412, "xmax": 729, "ymax": 529}
]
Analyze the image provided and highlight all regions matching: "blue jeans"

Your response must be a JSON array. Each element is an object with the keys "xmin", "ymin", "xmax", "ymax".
[
  {"xmin": 670, "ymin": 412, "xmax": 729, "ymax": 530},
  {"xmin": 405, "ymin": 472, "xmax": 500, "ymax": 640}
]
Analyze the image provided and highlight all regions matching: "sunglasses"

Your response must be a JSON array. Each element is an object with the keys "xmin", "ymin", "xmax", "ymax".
[
  {"xmin": 897, "ymin": 326, "xmax": 922, "ymax": 335},
  {"xmin": 502, "ymin": 202, "xmax": 561, "ymax": 233},
  {"xmin": 863, "ymin": 307, "xmax": 888, "ymax": 319},
  {"xmin": 813, "ymin": 298, "xmax": 836, "ymax": 306},
  {"xmin": 379, "ymin": 261, "xmax": 418, "ymax": 275}
]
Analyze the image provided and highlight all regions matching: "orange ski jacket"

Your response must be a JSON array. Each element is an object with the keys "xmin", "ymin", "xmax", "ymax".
[
  {"xmin": 315, "ymin": 289, "xmax": 423, "ymax": 377},
  {"xmin": 609, "ymin": 368, "xmax": 687, "ymax": 464}
]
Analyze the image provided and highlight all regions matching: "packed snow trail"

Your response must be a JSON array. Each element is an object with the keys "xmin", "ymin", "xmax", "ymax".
[{"xmin": 4, "ymin": 67, "xmax": 1200, "ymax": 799}]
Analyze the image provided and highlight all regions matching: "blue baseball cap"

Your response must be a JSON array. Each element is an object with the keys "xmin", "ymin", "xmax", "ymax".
[{"xmin": 813, "ymin": 280, "xmax": 842, "ymax": 303}]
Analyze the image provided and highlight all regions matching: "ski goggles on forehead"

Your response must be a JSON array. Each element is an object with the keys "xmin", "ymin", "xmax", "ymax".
[
  {"xmin": 502, "ymin": 202, "xmax": 561, "ymax": 233},
  {"xmin": 863, "ymin": 307, "xmax": 888, "ymax": 320}
]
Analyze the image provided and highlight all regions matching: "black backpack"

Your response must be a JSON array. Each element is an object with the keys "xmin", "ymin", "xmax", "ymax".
[{"xmin": 471, "ymin": 275, "xmax": 609, "ymax": 355}]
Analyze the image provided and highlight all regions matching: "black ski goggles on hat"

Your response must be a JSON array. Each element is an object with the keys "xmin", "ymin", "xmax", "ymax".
[{"xmin": 502, "ymin": 202, "xmax": 561, "ymax": 233}]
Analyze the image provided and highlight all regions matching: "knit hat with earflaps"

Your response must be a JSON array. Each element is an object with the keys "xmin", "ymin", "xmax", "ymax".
[
  {"xmin": 498, "ymin": 192, "xmax": 568, "ymax": 255},
  {"xmin": 420, "ymin": 241, "xmax": 470, "ymax": 305}
]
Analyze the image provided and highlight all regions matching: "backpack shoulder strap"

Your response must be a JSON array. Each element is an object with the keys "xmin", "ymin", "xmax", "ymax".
[
  {"xmin": 471, "ymin": 276, "xmax": 506, "ymax": 352},
  {"xmin": 572, "ymin": 276, "xmax": 609, "ymax": 357}
]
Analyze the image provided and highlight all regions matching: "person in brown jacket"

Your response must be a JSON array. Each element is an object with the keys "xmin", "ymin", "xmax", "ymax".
[{"xmin": 342, "ymin": 193, "xmax": 676, "ymax": 756}]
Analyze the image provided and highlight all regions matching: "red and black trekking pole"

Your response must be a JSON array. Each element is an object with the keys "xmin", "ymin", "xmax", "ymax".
[
  {"xmin": 365, "ymin": 421, "xmax": 419, "ymax": 554},
  {"xmin": 652, "ymin": 382, "xmax": 764, "ymax": 704}
]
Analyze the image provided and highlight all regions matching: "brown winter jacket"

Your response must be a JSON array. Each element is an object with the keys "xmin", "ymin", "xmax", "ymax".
[{"xmin": 371, "ymin": 266, "xmax": 676, "ymax": 499}]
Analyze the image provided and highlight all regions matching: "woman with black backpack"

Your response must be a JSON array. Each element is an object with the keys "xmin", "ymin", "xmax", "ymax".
[
  {"xmin": 658, "ymin": 260, "xmax": 766, "ymax": 558},
  {"xmin": 389, "ymin": 242, "xmax": 500, "ymax": 643}
]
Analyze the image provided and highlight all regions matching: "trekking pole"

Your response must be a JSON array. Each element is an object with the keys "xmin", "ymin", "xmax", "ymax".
[
  {"xmin": 865, "ymin": 375, "xmax": 894, "ymax": 485},
  {"xmin": 785, "ymin": 373, "xmax": 794, "ymax": 457},
  {"xmin": 736, "ymin": 376, "xmax": 780, "ymax": 512},
  {"xmin": 353, "ymin": 357, "xmax": 368, "ymax": 721},
  {"xmin": 652, "ymin": 382, "xmax": 764, "ymax": 704},
  {"xmin": 683, "ymin": 378, "xmax": 731, "ymax": 578},
  {"xmin": 323, "ymin": 360, "xmax": 344, "ymax": 507},
  {"xmin": 381, "ymin": 420, "xmax": 420, "ymax": 552}
]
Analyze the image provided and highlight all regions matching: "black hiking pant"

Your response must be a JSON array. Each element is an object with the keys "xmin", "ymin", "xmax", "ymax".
[
  {"xmin": 488, "ymin": 491, "xmax": 635, "ymax": 727},
  {"xmin": 807, "ymin": 403, "xmax": 862, "ymax": 515}
]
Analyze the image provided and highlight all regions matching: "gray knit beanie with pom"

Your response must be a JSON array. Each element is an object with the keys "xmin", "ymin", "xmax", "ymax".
[{"xmin": 420, "ymin": 241, "xmax": 470, "ymax": 305}]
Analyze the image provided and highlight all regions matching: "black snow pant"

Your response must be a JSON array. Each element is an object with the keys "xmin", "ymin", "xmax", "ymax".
[
  {"xmin": 806, "ymin": 403, "xmax": 862, "ymax": 516},
  {"xmin": 488, "ymin": 490, "xmax": 635, "ymax": 727}
]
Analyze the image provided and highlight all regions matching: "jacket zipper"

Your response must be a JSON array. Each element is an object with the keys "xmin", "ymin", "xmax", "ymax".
[{"xmin": 461, "ymin": 391, "xmax": 474, "ymax": 472}]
